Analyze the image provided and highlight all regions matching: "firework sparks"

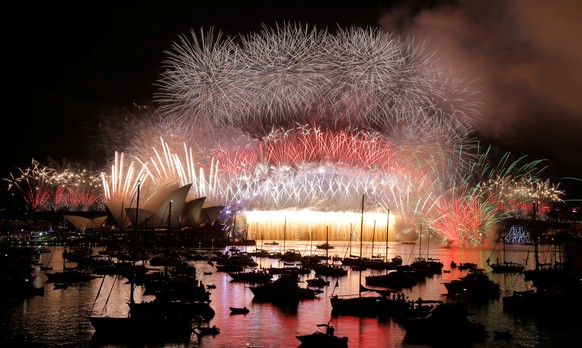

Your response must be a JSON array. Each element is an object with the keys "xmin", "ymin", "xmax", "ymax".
[
  {"xmin": 3, "ymin": 24, "xmax": 566, "ymax": 247},
  {"xmin": 3, "ymin": 159, "xmax": 55, "ymax": 212},
  {"xmin": 156, "ymin": 24, "xmax": 479, "ymax": 145}
]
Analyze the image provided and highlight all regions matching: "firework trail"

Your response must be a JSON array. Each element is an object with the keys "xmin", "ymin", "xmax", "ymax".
[
  {"xmin": 101, "ymin": 151, "xmax": 149, "ymax": 202},
  {"xmin": 134, "ymin": 137, "xmax": 220, "ymax": 204}
]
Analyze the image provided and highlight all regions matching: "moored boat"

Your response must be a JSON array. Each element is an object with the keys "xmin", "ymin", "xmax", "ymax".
[
  {"xmin": 502, "ymin": 286, "xmax": 582, "ymax": 318},
  {"xmin": 365, "ymin": 270, "xmax": 418, "ymax": 289},
  {"xmin": 45, "ymin": 268, "xmax": 96, "ymax": 283},
  {"xmin": 443, "ymin": 268, "xmax": 500, "ymax": 301},
  {"xmin": 488, "ymin": 260, "xmax": 525, "ymax": 273},
  {"xmin": 306, "ymin": 276, "xmax": 330, "ymax": 287},
  {"xmin": 487, "ymin": 236, "xmax": 525, "ymax": 273},
  {"xmin": 296, "ymin": 323, "xmax": 348, "ymax": 348},
  {"xmin": 250, "ymin": 273, "xmax": 318, "ymax": 303},
  {"xmin": 229, "ymin": 306, "xmax": 250, "ymax": 314},
  {"xmin": 313, "ymin": 263, "xmax": 348, "ymax": 277},
  {"xmin": 228, "ymin": 269, "xmax": 273, "ymax": 283},
  {"xmin": 502, "ymin": 202, "xmax": 582, "ymax": 320},
  {"xmin": 88, "ymin": 183, "xmax": 213, "ymax": 343},
  {"xmin": 396, "ymin": 302, "xmax": 486, "ymax": 346},
  {"xmin": 89, "ymin": 301, "xmax": 199, "ymax": 341},
  {"xmin": 194, "ymin": 324, "xmax": 220, "ymax": 337},
  {"xmin": 316, "ymin": 242, "xmax": 334, "ymax": 250},
  {"xmin": 457, "ymin": 262, "xmax": 478, "ymax": 271}
]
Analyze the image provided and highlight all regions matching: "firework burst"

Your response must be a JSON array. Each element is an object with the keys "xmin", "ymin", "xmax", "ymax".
[
  {"xmin": 3, "ymin": 159, "xmax": 55, "ymax": 211},
  {"xmin": 156, "ymin": 24, "xmax": 479, "ymax": 145}
]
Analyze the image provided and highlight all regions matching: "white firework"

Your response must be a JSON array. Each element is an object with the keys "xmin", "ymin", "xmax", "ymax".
[{"xmin": 155, "ymin": 24, "xmax": 479, "ymax": 144}]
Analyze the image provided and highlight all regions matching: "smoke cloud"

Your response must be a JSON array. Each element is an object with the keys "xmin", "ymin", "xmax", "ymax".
[{"xmin": 378, "ymin": 0, "xmax": 582, "ymax": 177}]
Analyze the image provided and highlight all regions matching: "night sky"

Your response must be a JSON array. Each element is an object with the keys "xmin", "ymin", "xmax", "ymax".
[{"xmin": 3, "ymin": 0, "xmax": 581, "ymax": 200}]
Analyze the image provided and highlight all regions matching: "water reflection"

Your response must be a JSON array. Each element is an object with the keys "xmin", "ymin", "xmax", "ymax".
[{"xmin": 0, "ymin": 241, "xmax": 580, "ymax": 347}]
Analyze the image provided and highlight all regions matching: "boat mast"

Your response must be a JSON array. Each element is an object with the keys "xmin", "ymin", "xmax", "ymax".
[
  {"xmin": 371, "ymin": 220, "xmax": 376, "ymax": 257},
  {"xmin": 502, "ymin": 234, "xmax": 506, "ymax": 264},
  {"xmin": 232, "ymin": 212, "xmax": 237, "ymax": 240},
  {"xmin": 349, "ymin": 223, "xmax": 353, "ymax": 257},
  {"xmin": 359, "ymin": 193, "xmax": 365, "ymax": 297},
  {"xmin": 165, "ymin": 200, "xmax": 172, "ymax": 278},
  {"xmin": 418, "ymin": 223, "xmax": 422, "ymax": 259},
  {"xmin": 426, "ymin": 223, "xmax": 429, "ymax": 259},
  {"xmin": 385, "ymin": 209, "xmax": 390, "ymax": 262},
  {"xmin": 120, "ymin": 202, "xmax": 125, "ymax": 231},
  {"xmin": 310, "ymin": 228, "xmax": 313, "ymax": 255},
  {"xmin": 130, "ymin": 181, "xmax": 140, "ymax": 305},
  {"xmin": 258, "ymin": 229, "xmax": 262, "ymax": 269},
  {"xmin": 532, "ymin": 202, "xmax": 540, "ymax": 270},
  {"xmin": 360, "ymin": 194, "xmax": 364, "ymax": 259},
  {"xmin": 326, "ymin": 225, "xmax": 329, "ymax": 263}
]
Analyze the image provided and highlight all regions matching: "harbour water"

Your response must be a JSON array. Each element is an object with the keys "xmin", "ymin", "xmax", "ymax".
[{"xmin": 1, "ymin": 241, "xmax": 580, "ymax": 347}]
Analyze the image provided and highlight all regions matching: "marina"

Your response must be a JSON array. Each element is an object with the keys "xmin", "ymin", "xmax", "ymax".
[{"xmin": 1, "ymin": 239, "xmax": 581, "ymax": 347}]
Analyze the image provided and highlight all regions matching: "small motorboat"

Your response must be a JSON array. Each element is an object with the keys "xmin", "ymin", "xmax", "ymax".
[
  {"xmin": 457, "ymin": 262, "xmax": 478, "ymax": 270},
  {"xmin": 296, "ymin": 323, "xmax": 348, "ymax": 348},
  {"xmin": 316, "ymin": 242, "xmax": 334, "ymax": 250},
  {"xmin": 194, "ymin": 325, "xmax": 220, "ymax": 336},
  {"xmin": 229, "ymin": 306, "xmax": 250, "ymax": 315}
]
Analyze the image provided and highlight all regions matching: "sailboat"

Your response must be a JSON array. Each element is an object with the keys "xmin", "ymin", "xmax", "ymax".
[
  {"xmin": 487, "ymin": 235, "xmax": 525, "ymax": 273},
  {"xmin": 502, "ymin": 202, "xmax": 582, "ymax": 317},
  {"xmin": 369, "ymin": 210, "xmax": 402, "ymax": 270},
  {"xmin": 312, "ymin": 226, "xmax": 347, "ymax": 277},
  {"xmin": 279, "ymin": 216, "xmax": 301, "ymax": 262},
  {"xmin": 339, "ymin": 231, "xmax": 370, "ymax": 270},
  {"xmin": 409, "ymin": 223, "xmax": 443, "ymax": 276},
  {"xmin": 45, "ymin": 247, "xmax": 95, "ymax": 285},
  {"xmin": 365, "ymin": 210, "xmax": 417, "ymax": 289},
  {"xmin": 88, "ymin": 183, "xmax": 213, "ymax": 343},
  {"xmin": 316, "ymin": 227, "xmax": 334, "ymax": 250},
  {"xmin": 522, "ymin": 202, "xmax": 579, "ymax": 288},
  {"xmin": 39, "ymin": 247, "xmax": 55, "ymax": 271},
  {"xmin": 330, "ymin": 195, "xmax": 410, "ymax": 318}
]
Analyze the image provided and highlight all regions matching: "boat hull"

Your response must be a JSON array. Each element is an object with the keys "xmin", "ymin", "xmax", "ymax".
[
  {"xmin": 397, "ymin": 303, "xmax": 486, "ymax": 346},
  {"xmin": 89, "ymin": 316, "xmax": 193, "ymax": 342},
  {"xmin": 330, "ymin": 294, "xmax": 420, "ymax": 318},
  {"xmin": 296, "ymin": 332, "xmax": 348, "ymax": 347},
  {"xmin": 250, "ymin": 274, "xmax": 318, "ymax": 303}
]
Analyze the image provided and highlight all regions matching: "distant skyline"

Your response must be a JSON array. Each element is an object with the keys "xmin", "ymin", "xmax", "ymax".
[{"xmin": 3, "ymin": 0, "xmax": 581, "ymax": 199}]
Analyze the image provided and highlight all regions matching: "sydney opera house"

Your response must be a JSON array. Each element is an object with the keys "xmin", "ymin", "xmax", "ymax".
[{"xmin": 56, "ymin": 177, "xmax": 233, "ymax": 247}]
